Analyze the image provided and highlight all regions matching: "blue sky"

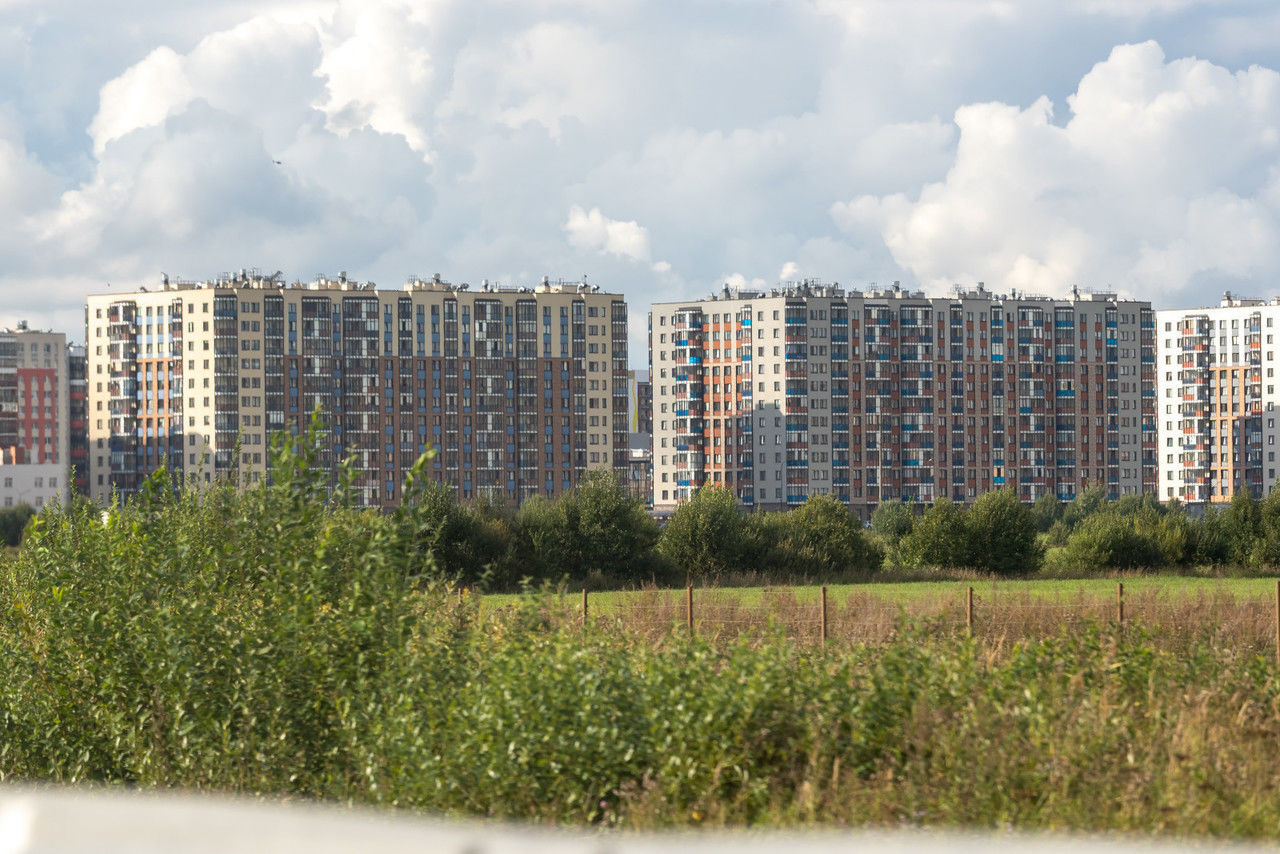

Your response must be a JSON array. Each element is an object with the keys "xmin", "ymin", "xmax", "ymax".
[{"xmin": 2, "ymin": 0, "xmax": 1280, "ymax": 361}]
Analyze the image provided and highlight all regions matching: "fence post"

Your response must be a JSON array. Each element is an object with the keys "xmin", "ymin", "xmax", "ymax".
[
  {"xmin": 820, "ymin": 586, "xmax": 828, "ymax": 647},
  {"xmin": 686, "ymin": 584, "xmax": 694, "ymax": 634},
  {"xmin": 582, "ymin": 588, "xmax": 588, "ymax": 630},
  {"xmin": 966, "ymin": 586, "xmax": 974, "ymax": 634},
  {"xmin": 1274, "ymin": 579, "xmax": 1279, "ymax": 666},
  {"xmin": 1116, "ymin": 582, "xmax": 1125, "ymax": 627}
]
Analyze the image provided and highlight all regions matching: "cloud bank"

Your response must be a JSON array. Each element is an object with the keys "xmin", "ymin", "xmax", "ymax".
[{"xmin": 0, "ymin": 1, "xmax": 1279, "ymax": 358}]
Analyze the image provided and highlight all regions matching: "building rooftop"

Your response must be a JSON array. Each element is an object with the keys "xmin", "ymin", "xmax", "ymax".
[
  {"xmin": 90, "ymin": 270, "xmax": 619, "ymax": 297},
  {"xmin": 651, "ymin": 279, "xmax": 1132, "ymax": 306}
]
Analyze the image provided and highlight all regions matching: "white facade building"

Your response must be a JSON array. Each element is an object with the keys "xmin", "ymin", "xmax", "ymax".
[{"xmin": 1156, "ymin": 294, "xmax": 1280, "ymax": 504}]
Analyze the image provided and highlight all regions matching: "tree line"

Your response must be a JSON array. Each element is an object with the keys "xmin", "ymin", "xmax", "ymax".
[{"xmin": 421, "ymin": 479, "xmax": 1280, "ymax": 587}]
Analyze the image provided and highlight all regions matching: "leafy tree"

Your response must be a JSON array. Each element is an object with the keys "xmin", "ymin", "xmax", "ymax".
[
  {"xmin": 1062, "ymin": 486, "xmax": 1108, "ymax": 530},
  {"xmin": 1189, "ymin": 506, "xmax": 1231, "ymax": 565},
  {"xmin": 396, "ymin": 477, "xmax": 512, "ymax": 586},
  {"xmin": 966, "ymin": 488, "xmax": 1042, "ymax": 575},
  {"xmin": 769, "ymin": 495, "xmax": 883, "ymax": 576},
  {"xmin": 899, "ymin": 498, "xmax": 971, "ymax": 568},
  {"xmin": 0, "ymin": 504, "xmax": 35, "ymax": 547},
  {"xmin": 1061, "ymin": 513, "xmax": 1164, "ymax": 570},
  {"xmin": 869, "ymin": 499, "xmax": 914, "ymax": 549},
  {"xmin": 514, "ymin": 471, "xmax": 660, "ymax": 584},
  {"xmin": 1221, "ymin": 488, "xmax": 1262, "ymax": 565},
  {"xmin": 1254, "ymin": 484, "xmax": 1280, "ymax": 567},
  {"xmin": 1030, "ymin": 494, "xmax": 1063, "ymax": 533},
  {"xmin": 657, "ymin": 486, "xmax": 749, "ymax": 579}
]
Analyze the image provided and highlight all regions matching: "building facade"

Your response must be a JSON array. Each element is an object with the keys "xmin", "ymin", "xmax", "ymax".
[
  {"xmin": 1155, "ymin": 295, "xmax": 1280, "ymax": 505},
  {"xmin": 650, "ymin": 282, "xmax": 1156, "ymax": 517},
  {"xmin": 625, "ymin": 369, "xmax": 653, "ymax": 504},
  {"xmin": 86, "ymin": 272, "xmax": 628, "ymax": 507},
  {"xmin": 0, "ymin": 324, "xmax": 73, "ymax": 509},
  {"xmin": 69, "ymin": 345, "xmax": 89, "ymax": 495}
]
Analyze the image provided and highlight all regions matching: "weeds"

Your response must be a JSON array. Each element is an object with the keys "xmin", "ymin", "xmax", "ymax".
[{"xmin": 1, "ymin": 430, "xmax": 1280, "ymax": 837}]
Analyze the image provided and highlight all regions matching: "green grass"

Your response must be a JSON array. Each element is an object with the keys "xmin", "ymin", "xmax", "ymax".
[{"xmin": 485, "ymin": 574, "xmax": 1280, "ymax": 613}]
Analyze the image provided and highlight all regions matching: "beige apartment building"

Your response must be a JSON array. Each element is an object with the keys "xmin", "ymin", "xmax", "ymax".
[{"xmin": 85, "ymin": 271, "xmax": 628, "ymax": 507}]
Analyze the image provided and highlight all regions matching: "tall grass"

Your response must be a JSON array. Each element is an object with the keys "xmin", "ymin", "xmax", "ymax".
[{"xmin": 2, "ymin": 432, "xmax": 1280, "ymax": 836}]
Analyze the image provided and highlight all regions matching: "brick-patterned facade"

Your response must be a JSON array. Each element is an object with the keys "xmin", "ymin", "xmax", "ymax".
[
  {"xmin": 86, "ymin": 273, "xmax": 628, "ymax": 507},
  {"xmin": 651, "ymin": 282, "xmax": 1156, "ymax": 518}
]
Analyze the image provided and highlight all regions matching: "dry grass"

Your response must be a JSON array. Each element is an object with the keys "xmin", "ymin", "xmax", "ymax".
[{"xmin": 514, "ymin": 583, "xmax": 1280, "ymax": 656}]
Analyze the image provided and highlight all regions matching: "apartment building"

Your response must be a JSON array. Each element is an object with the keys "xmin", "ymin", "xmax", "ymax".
[
  {"xmin": 85, "ymin": 271, "xmax": 628, "ymax": 507},
  {"xmin": 69, "ymin": 345, "xmax": 88, "ymax": 495},
  {"xmin": 625, "ymin": 369, "xmax": 653, "ymax": 504},
  {"xmin": 1155, "ymin": 294, "xmax": 1280, "ymax": 504},
  {"xmin": 0, "ymin": 324, "xmax": 73, "ymax": 509},
  {"xmin": 650, "ymin": 282, "xmax": 1156, "ymax": 517}
]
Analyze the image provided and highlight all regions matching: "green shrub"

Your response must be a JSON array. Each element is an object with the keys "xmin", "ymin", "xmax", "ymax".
[
  {"xmin": 966, "ymin": 489, "xmax": 1043, "ymax": 575},
  {"xmin": 657, "ymin": 486, "xmax": 750, "ymax": 579}
]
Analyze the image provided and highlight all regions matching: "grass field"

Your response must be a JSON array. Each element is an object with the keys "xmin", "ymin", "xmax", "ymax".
[
  {"xmin": 482, "ymin": 575, "xmax": 1280, "ymax": 652},
  {"xmin": 487, "ymin": 574, "xmax": 1280, "ymax": 609}
]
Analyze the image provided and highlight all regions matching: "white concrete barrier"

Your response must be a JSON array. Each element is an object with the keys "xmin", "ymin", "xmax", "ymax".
[{"xmin": 0, "ymin": 787, "xmax": 1267, "ymax": 854}]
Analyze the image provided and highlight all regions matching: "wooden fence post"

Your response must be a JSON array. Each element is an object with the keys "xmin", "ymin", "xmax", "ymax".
[
  {"xmin": 1116, "ymin": 582, "xmax": 1125, "ymax": 627},
  {"xmin": 1273, "ymin": 579, "xmax": 1279, "ymax": 666},
  {"xmin": 582, "ymin": 588, "xmax": 588, "ymax": 630},
  {"xmin": 686, "ymin": 584, "xmax": 694, "ymax": 634},
  {"xmin": 820, "ymin": 585, "xmax": 828, "ymax": 647},
  {"xmin": 966, "ymin": 586, "xmax": 974, "ymax": 634}
]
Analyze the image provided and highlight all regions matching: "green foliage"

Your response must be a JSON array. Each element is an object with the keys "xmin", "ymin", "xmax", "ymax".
[
  {"xmin": 657, "ymin": 486, "xmax": 749, "ymax": 579},
  {"xmin": 396, "ymin": 474, "xmax": 512, "ymax": 587},
  {"xmin": 899, "ymin": 498, "xmax": 971, "ymax": 568},
  {"xmin": 0, "ymin": 504, "xmax": 35, "ymax": 547},
  {"xmin": 1030, "ymin": 493, "xmax": 1062, "ymax": 533},
  {"xmin": 761, "ymin": 495, "xmax": 883, "ymax": 576},
  {"xmin": 8, "ymin": 434, "xmax": 1280, "ymax": 835},
  {"xmin": 512, "ymin": 470, "xmax": 661, "ymax": 584},
  {"xmin": 1063, "ymin": 486, "xmax": 1108, "ymax": 529},
  {"xmin": 1059, "ymin": 512, "xmax": 1166, "ymax": 570},
  {"xmin": 869, "ymin": 498, "xmax": 914, "ymax": 548},
  {"xmin": 966, "ymin": 488, "xmax": 1043, "ymax": 575}
]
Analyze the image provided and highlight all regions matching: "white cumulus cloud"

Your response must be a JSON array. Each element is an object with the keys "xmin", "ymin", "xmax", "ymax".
[
  {"xmin": 563, "ymin": 205, "xmax": 652, "ymax": 262},
  {"xmin": 835, "ymin": 41, "xmax": 1280, "ymax": 303}
]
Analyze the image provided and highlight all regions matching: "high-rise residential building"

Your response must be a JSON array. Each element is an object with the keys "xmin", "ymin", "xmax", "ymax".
[
  {"xmin": 0, "ymin": 324, "xmax": 73, "ymax": 509},
  {"xmin": 1155, "ymin": 294, "xmax": 1280, "ymax": 505},
  {"xmin": 625, "ymin": 369, "xmax": 653, "ymax": 504},
  {"xmin": 650, "ymin": 282, "xmax": 1156, "ymax": 517},
  {"xmin": 85, "ymin": 271, "xmax": 628, "ymax": 507},
  {"xmin": 69, "ymin": 345, "xmax": 89, "ymax": 495}
]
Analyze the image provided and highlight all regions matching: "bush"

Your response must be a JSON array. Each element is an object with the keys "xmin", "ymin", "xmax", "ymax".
[
  {"xmin": 0, "ymin": 504, "xmax": 35, "ymax": 547},
  {"xmin": 966, "ymin": 488, "xmax": 1042, "ymax": 575},
  {"xmin": 512, "ymin": 470, "xmax": 661, "ymax": 585},
  {"xmin": 1059, "ymin": 513, "xmax": 1166, "ymax": 570},
  {"xmin": 870, "ymin": 499, "xmax": 914, "ymax": 548},
  {"xmin": 899, "ymin": 498, "xmax": 971, "ymax": 569},
  {"xmin": 397, "ymin": 477, "xmax": 512, "ymax": 587},
  {"xmin": 657, "ymin": 486, "xmax": 749, "ymax": 579},
  {"xmin": 753, "ymin": 495, "xmax": 883, "ymax": 577}
]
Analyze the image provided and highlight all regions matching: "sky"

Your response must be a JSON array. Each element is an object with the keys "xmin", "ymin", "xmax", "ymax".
[{"xmin": 3, "ymin": 0, "xmax": 1280, "ymax": 364}]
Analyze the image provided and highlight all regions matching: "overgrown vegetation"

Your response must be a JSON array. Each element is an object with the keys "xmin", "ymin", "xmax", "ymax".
[{"xmin": 4, "ymin": 429, "xmax": 1280, "ymax": 837}]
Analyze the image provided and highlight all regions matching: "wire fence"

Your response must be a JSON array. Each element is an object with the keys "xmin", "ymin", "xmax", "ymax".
[{"xmin": 497, "ymin": 582, "xmax": 1280, "ymax": 657}]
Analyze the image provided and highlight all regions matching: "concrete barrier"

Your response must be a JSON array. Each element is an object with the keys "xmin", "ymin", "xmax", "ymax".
[{"xmin": 0, "ymin": 787, "xmax": 1267, "ymax": 854}]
